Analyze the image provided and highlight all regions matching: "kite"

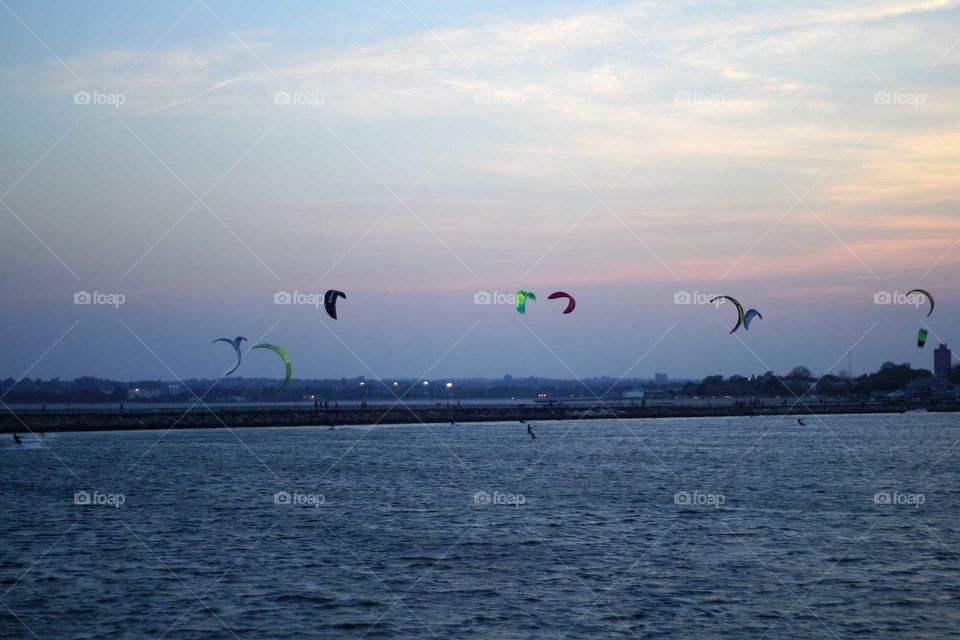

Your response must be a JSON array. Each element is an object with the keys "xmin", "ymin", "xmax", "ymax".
[
  {"xmin": 211, "ymin": 336, "xmax": 247, "ymax": 376},
  {"xmin": 917, "ymin": 328, "xmax": 928, "ymax": 348},
  {"xmin": 252, "ymin": 343, "xmax": 292, "ymax": 394},
  {"xmin": 324, "ymin": 290, "xmax": 346, "ymax": 320},
  {"xmin": 516, "ymin": 290, "xmax": 536, "ymax": 315},
  {"xmin": 709, "ymin": 296, "xmax": 745, "ymax": 334},
  {"xmin": 743, "ymin": 309, "xmax": 763, "ymax": 330},
  {"xmin": 547, "ymin": 291, "xmax": 576, "ymax": 314},
  {"xmin": 906, "ymin": 288, "xmax": 934, "ymax": 317}
]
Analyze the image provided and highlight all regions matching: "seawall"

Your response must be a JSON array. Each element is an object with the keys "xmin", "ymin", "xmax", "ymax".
[{"xmin": 1, "ymin": 402, "xmax": 956, "ymax": 433}]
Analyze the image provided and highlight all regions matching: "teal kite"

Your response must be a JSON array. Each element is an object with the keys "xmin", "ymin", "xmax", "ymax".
[
  {"xmin": 516, "ymin": 290, "xmax": 536, "ymax": 315},
  {"xmin": 743, "ymin": 309, "xmax": 762, "ymax": 331}
]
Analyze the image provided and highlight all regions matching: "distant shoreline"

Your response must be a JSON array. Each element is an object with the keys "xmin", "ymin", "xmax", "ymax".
[{"xmin": 1, "ymin": 402, "xmax": 956, "ymax": 433}]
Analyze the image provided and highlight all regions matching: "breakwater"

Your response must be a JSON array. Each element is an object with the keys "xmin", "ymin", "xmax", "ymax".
[{"xmin": 1, "ymin": 402, "xmax": 957, "ymax": 433}]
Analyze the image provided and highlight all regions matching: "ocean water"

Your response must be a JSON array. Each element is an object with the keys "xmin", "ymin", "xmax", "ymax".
[{"xmin": 1, "ymin": 414, "xmax": 958, "ymax": 639}]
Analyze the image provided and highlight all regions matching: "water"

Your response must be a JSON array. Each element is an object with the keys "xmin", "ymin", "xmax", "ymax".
[{"xmin": 1, "ymin": 414, "xmax": 958, "ymax": 639}]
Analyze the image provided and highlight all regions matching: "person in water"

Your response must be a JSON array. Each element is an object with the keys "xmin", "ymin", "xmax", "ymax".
[
  {"xmin": 527, "ymin": 423, "xmax": 536, "ymax": 440},
  {"xmin": 797, "ymin": 417, "xmax": 806, "ymax": 426},
  {"xmin": 13, "ymin": 433, "xmax": 22, "ymax": 444}
]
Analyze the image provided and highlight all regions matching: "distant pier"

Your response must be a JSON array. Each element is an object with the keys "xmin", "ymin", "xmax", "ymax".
[{"xmin": 1, "ymin": 401, "xmax": 957, "ymax": 433}]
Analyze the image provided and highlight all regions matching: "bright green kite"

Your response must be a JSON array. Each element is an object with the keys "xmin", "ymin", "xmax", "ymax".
[{"xmin": 252, "ymin": 343, "xmax": 292, "ymax": 394}]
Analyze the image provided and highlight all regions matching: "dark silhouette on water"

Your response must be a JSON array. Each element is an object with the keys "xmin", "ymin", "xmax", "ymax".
[
  {"xmin": 527, "ymin": 423, "xmax": 536, "ymax": 440},
  {"xmin": 13, "ymin": 433, "xmax": 22, "ymax": 444},
  {"xmin": 797, "ymin": 418, "xmax": 806, "ymax": 426}
]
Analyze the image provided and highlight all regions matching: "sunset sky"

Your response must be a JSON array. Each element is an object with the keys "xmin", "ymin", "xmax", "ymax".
[{"xmin": 1, "ymin": 0, "xmax": 958, "ymax": 381}]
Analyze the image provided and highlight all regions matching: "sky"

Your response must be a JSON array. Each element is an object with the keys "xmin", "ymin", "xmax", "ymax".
[{"xmin": 0, "ymin": 0, "xmax": 958, "ymax": 382}]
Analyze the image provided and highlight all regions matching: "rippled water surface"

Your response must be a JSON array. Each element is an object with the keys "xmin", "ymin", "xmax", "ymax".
[{"xmin": 2, "ymin": 414, "xmax": 958, "ymax": 639}]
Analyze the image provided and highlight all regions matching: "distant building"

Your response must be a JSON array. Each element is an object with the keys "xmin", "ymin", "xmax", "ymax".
[
  {"xmin": 654, "ymin": 373, "xmax": 668, "ymax": 385},
  {"xmin": 935, "ymin": 343, "xmax": 952, "ymax": 378}
]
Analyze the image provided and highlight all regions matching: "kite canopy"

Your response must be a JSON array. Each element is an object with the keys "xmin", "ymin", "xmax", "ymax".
[
  {"xmin": 211, "ymin": 336, "xmax": 247, "ymax": 376},
  {"xmin": 710, "ymin": 296, "xmax": 745, "ymax": 334},
  {"xmin": 515, "ymin": 290, "xmax": 536, "ymax": 315},
  {"xmin": 917, "ymin": 328, "xmax": 928, "ymax": 348},
  {"xmin": 324, "ymin": 290, "xmax": 346, "ymax": 320},
  {"xmin": 252, "ymin": 343, "xmax": 292, "ymax": 394},
  {"xmin": 906, "ymin": 288, "xmax": 934, "ymax": 317},
  {"xmin": 743, "ymin": 309, "xmax": 762, "ymax": 331},
  {"xmin": 547, "ymin": 291, "xmax": 576, "ymax": 314}
]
